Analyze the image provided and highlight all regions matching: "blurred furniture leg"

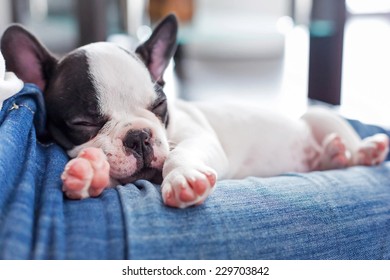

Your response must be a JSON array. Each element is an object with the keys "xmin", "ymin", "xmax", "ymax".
[
  {"xmin": 76, "ymin": 0, "xmax": 107, "ymax": 46},
  {"xmin": 10, "ymin": 0, "xmax": 29, "ymax": 23},
  {"xmin": 308, "ymin": 0, "xmax": 346, "ymax": 105}
]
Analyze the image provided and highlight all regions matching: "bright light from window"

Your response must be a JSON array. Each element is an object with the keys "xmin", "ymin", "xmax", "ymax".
[
  {"xmin": 347, "ymin": 0, "xmax": 390, "ymax": 14},
  {"xmin": 276, "ymin": 16, "xmax": 294, "ymax": 34}
]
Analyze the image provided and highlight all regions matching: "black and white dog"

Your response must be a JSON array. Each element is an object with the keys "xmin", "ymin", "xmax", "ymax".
[{"xmin": 1, "ymin": 15, "xmax": 389, "ymax": 208}]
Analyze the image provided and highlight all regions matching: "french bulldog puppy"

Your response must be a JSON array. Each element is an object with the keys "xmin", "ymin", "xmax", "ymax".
[{"xmin": 1, "ymin": 15, "xmax": 389, "ymax": 208}]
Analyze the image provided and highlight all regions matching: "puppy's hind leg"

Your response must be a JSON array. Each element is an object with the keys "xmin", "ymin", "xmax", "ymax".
[
  {"xmin": 354, "ymin": 133, "xmax": 389, "ymax": 166},
  {"xmin": 302, "ymin": 107, "xmax": 389, "ymax": 170},
  {"xmin": 318, "ymin": 133, "xmax": 350, "ymax": 170}
]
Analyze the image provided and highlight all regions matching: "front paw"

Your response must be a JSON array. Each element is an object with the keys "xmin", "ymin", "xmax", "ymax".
[
  {"xmin": 161, "ymin": 166, "xmax": 217, "ymax": 208},
  {"xmin": 61, "ymin": 147, "xmax": 110, "ymax": 199}
]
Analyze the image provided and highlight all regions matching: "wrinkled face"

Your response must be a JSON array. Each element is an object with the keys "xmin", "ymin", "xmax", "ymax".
[{"xmin": 46, "ymin": 43, "xmax": 170, "ymax": 184}]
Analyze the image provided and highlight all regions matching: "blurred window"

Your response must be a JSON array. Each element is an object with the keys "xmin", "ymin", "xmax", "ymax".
[{"xmin": 346, "ymin": 0, "xmax": 390, "ymax": 14}]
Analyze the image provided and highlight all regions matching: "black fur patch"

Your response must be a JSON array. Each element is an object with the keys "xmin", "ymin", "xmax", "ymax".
[{"xmin": 45, "ymin": 49, "xmax": 107, "ymax": 149}]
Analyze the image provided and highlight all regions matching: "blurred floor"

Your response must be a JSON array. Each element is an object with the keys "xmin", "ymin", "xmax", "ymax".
[
  {"xmin": 175, "ymin": 16, "xmax": 390, "ymax": 128},
  {"xmin": 177, "ymin": 24, "xmax": 308, "ymax": 119}
]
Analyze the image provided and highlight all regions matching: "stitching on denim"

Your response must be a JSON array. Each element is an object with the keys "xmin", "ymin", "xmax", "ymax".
[
  {"xmin": 19, "ymin": 104, "xmax": 36, "ymax": 114},
  {"xmin": 8, "ymin": 102, "xmax": 53, "ymax": 148},
  {"xmin": 8, "ymin": 102, "xmax": 36, "ymax": 115},
  {"xmin": 8, "ymin": 103, "xmax": 20, "ymax": 111}
]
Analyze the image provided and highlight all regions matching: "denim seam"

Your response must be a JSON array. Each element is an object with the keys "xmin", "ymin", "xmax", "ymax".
[{"xmin": 8, "ymin": 102, "xmax": 36, "ymax": 115}]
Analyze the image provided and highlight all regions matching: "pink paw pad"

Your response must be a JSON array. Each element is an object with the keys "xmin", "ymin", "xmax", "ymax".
[
  {"xmin": 163, "ymin": 190, "xmax": 179, "ymax": 208},
  {"xmin": 62, "ymin": 147, "xmax": 110, "ymax": 199},
  {"xmin": 162, "ymin": 168, "xmax": 217, "ymax": 208},
  {"xmin": 78, "ymin": 148, "xmax": 110, "ymax": 190},
  {"xmin": 189, "ymin": 178, "xmax": 208, "ymax": 196},
  {"xmin": 320, "ymin": 134, "xmax": 349, "ymax": 170},
  {"xmin": 179, "ymin": 184, "xmax": 197, "ymax": 202},
  {"xmin": 61, "ymin": 158, "xmax": 93, "ymax": 199}
]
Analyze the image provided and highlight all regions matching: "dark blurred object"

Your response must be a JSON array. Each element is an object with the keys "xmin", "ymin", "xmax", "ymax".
[
  {"xmin": 9, "ymin": 0, "xmax": 78, "ymax": 54},
  {"xmin": 10, "ymin": 0, "xmax": 29, "ymax": 23},
  {"xmin": 76, "ymin": 0, "xmax": 107, "ymax": 46},
  {"xmin": 7, "ymin": 0, "xmax": 125, "ymax": 54},
  {"xmin": 308, "ymin": 0, "xmax": 346, "ymax": 105},
  {"xmin": 148, "ymin": 0, "xmax": 194, "ymax": 24}
]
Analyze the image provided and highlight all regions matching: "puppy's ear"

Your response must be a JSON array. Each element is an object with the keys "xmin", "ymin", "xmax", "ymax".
[
  {"xmin": 1, "ymin": 24, "xmax": 57, "ymax": 91},
  {"xmin": 136, "ymin": 14, "xmax": 178, "ymax": 84}
]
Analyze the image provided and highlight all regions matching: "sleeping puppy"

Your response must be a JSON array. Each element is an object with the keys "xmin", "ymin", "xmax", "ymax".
[{"xmin": 1, "ymin": 15, "xmax": 389, "ymax": 208}]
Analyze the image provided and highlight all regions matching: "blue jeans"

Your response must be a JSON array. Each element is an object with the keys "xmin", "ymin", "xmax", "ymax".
[{"xmin": 0, "ymin": 84, "xmax": 389, "ymax": 259}]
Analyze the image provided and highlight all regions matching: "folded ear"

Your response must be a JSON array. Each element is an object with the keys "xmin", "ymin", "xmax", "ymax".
[
  {"xmin": 136, "ymin": 14, "xmax": 178, "ymax": 84},
  {"xmin": 1, "ymin": 24, "xmax": 57, "ymax": 91}
]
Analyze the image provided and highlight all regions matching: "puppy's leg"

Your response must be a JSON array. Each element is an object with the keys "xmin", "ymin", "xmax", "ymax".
[
  {"xmin": 302, "ymin": 107, "xmax": 389, "ymax": 170},
  {"xmin": 354, "ymin": 133, "xmax": 389, "ymax": 166},
  {"xmin": 62, "ymin": 147, "xmax": 110, "ymax": 199},
  {"xmin": 317, "ymin": 133, "xmax": 350, "ymax": 170},
  {"xmin": 161, "ymin": 133, "xmax": 228, "ymax": 209}
]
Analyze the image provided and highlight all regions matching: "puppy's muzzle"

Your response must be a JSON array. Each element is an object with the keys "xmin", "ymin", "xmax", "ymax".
[{"xmin": 123, "ymin": 129, "xmax": 153, "ymax": 165}]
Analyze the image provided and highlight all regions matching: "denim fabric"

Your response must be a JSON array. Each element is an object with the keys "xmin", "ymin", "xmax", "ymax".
[
  {"xmin": 119, "ymin": 168, "xmax": 390, "ymax": 259},
  {"xmin": 0, "ymin": 84, "xmax": 127, "ymax": 259},
  {"xmin": 0, "ymin": 84, "xmax": 389, "ymax": 259}
]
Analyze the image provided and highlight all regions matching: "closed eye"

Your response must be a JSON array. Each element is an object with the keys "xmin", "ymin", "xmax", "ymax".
[
  {"xmin": 151, "ymin": 98, "xmax": 168, "ymax": 125},
  {"xmin": 152, "ymin": 98, "xmax": 167, "ymax": 114},
  {"xmin": 70, "ymin": 121, "xmax": 97, "ymax": 127},
  {"xmin": 67, "ymin": 117, "xmax": 106, "ymax": 130},
  {"xmin": 152, "ymin": 81, "xmax": 169, "ymax": 125}
]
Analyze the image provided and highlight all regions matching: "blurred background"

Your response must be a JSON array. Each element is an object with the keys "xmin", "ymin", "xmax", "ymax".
[{"xmin": 1, "ymin": 0, "xmax": 390, "ymax": 127}]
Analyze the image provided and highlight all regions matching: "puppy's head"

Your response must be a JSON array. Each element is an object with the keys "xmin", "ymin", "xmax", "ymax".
[{"xmin": 1, "ymin": 15, "xmax": 178, "ymax": 184}]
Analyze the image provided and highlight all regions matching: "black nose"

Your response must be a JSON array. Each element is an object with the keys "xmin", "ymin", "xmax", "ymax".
[{"xmin": 123, "ymin": 129, "xmax": 152, "ymax": 159}]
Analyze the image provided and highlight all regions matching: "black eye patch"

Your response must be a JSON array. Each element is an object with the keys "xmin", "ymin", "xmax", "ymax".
[{"xmin": 151, "ymin": 82, "xmax": 169, "ymax": 126}]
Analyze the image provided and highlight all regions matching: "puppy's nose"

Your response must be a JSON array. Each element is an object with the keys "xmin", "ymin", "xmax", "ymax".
[{"xmin": 123, "ymin": 129, "xmax": 152, "ymax": 158}]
